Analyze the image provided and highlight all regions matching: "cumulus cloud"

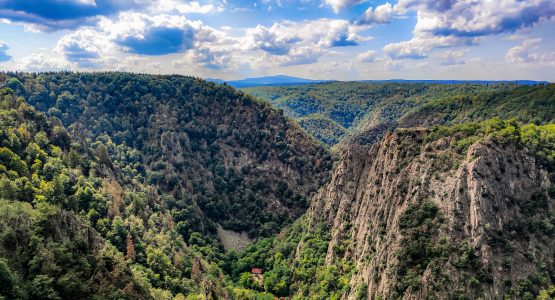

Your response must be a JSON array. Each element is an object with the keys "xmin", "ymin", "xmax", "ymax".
[
  {"xmin": 0, "ymin": 0, "xmax": 225, "ymax": 31},
  {"xmin": 357, "ymin": 2, "xmax": 395, "ymax": 25},
  {"xmin": 384, "ymin": 35, "xmax": 473, "ymax": 59},
  {"xmin": 15, "ymin": 53, "xmax": 69, "ymax": 71},
  {"xmin": 505, "ymin": 38, "xmax": 542, "ymax": 64},
  {"xmin": 116, "ymin": 26, "xmax": 195, "ymax": 55},
  {"xmin": 240, "ymin": 18, "xmax": 369, "ymax": 67},
  {"xmin": 279, "ymin": 46, "xmax": 323, "ymax": 66},
  {"xmin": 244, "ymin": 25, "xmax": 294, "ymax": 55},
  {"xmin": 357, "ymin": 50, "xmax": 378, "ymax": 62},
  {"xmin": 0, "ymin": 0, "xmax": 139, "ymax": 30},
  {"xmin": 99, "ymin": 12, "xmax": 219, "ymax": 56},
  {"xmin": 436, "ymin": 49, "xmax": 467, "ymax": 65},
  {"xmin": 505, "ymin": 38, "xmax": 555, "ymax": 66},
  {"xmin": 54, "ymin": 29, "xmax": 113, "ymax": 67},
  {"xmin": 0, "ymin": 40, "xmax": 11, "ymax": 62},
  {"xmin": 147, "ymin": 0, "xmax": 225, "ymax": 14},
  {"xmin": 244, "ymin": 18, "xmax": 367, "ymax": 55},
  {"xmin": 324, "ymin": 0, "xmax": 365, "ymax": 13},
  {"xmin": 381, "ymin": 0, "xmax": 555, "ymax": 60},
  {"xmin": 406, "ymin": 0, "xmax": 555, "ymax": 37},
  {"xmin": 174, "ymin": 46, "xmax": 233, "ymax": 69},
  {"xmin": 46, "ymin": 11, "xmax": 227, "ymax": 71}
]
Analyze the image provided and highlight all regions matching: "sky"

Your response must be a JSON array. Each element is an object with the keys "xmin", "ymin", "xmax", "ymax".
[{"xmin": 0, "ymin": 0, "xmax": 554, "ymax": 81}]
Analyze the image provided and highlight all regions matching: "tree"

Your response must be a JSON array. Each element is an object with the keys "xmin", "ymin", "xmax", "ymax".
[
  {"xmin": 67, "ymin": 148, "xmax": 82, "ymax": 168},
  {"xmin": 95, "ymin": 143, "xmax": 111, "ymax": 167},
  {"xmin": 146, "ymin": 246, "xmax": 175, "ymax": 280},
  {"xmin": 538, "ymin": 286, "xmax": 555, "ymax": 300},
  {"xmin": 27, "ymin": 275, "xmax": 61, "ymax": 300},
  {"xmin": 126, "ymin": 232, "xmax": 136, "ymax": 262},
  {"xmin": 0, "ymin": 259, "xmax": 18, "ymax": 299}
]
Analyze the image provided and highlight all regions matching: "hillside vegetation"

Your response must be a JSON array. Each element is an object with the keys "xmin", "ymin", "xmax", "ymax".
[
  {"xmin": 0, "ymin": 72, "xmax": 332, "ymax": 299},
  {"xmin": 1, "ymin": 72, "xmax": 554, "ymax": 299},
  {"xmin": 2, "ymin": 72, "xmax": 332, "ymax": 237},
  {"xmin": 234, "ymin": 83, "xmax": 555, "ymax": 299},
  {"xmin": 236, "ymin": 119, "xmax": 555, "ymax": 299},
  {"xmin": 245, "ymin": 82, "xmax": 554, "ymax": 147}
]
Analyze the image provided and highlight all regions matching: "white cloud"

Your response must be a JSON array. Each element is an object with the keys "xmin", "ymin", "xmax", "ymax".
[
  {"xmin": 383, "ymin": 35, "xmax": 473, "ymax": 59},
  {"xmin": 279, "ymin": 46, "xmax": 323, "ymax": 66},
  {"xmin": 24, "ymin": 9, "xmax": 310, "ymax": 72},
  {"xmin": 56, "ymin": 12, "xmax": 225, "ymax": 58},
  {"xmin": 436, "ymin": 49, "xmax": 468, "ymax": 65},
  {"xmin": 324, "ymin": 0, "xmax": 365, "ymax": 13},
  {"xmin": 145, "ymin": 0, "xmax": 225, "ymax": 14},
  {"xmin": 382, "ymin": 0, "xmax": 555, "ymax": 60},
  {"xmin": 357, "ymin": 50, "xmax": 378, "ymax": 62},
  {"xmin": 173, "ymin": 46, "xmax": 233, "ymax": 69},
  {"xmin": 54, "ymin": 29, "xmax": 113, "ymax": 67},
  {"xmin": 244, "ymin": 18, "xmax": 368, "ymax": 54},
  {"xmin": 243, "ymin": 25, "xmax": 294, "ymax": 55},
  {"xmin": 505, "ymin": 38, "xmax": 555, "ymax": 66},
  {"xmin": 358, "ymin": 2, "xmax": 395, "ymax": 25},
  {"xmin": 240, "ymin": 18, "xmax": 369, "ymax": 67},
  {"xmin": 15, "ymin": 53, "xmax": 69, "ymax": 71},
  {"xmin": 74, "ymin": 0, "xmax": 97, "ymax": 5},
  {"xmin": 0, "ymin": 39, "xmax": 11, "ymax": 62},
  {"xmin": 408, "ymin": 0, "xmax": 555, "ymax": 37}
]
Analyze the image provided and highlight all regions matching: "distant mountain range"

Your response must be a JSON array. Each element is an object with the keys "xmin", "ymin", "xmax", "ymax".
[
  {"xmin": 206, "ymin": 75, "xmax": 331, "ymax": 88},
  {"xmin": 207, "ymin": 75, "xmax": 549, "ymax": 88},
  {"xmin": 360, "ymin": 79, "xmax": 549, "ymax": 85}
]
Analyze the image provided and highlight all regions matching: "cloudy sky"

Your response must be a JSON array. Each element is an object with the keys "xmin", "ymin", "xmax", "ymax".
[{"xmin": 0, "ymin": 0, "xmax": 554, "ymax": 81}]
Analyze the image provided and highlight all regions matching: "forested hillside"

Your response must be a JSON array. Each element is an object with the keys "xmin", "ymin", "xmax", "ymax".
[
  {"xmin": 245, "ymin": 82, "xmax": 554, "ymax": 147},
  {"xmin": 2, "ymin": 72, "xmax": 332, "ymax": 237},
  {"xmin": 0, "ymin": 72, "xmax": 332, "ymax": 299},
  {"xmin": 1, "ymin": 72, "xmax": 554, "ymax": 299},
  {"xmin": 0, "ymin": 90, "xmax": 150, "ymax": 298},
  {"xmin": 236, "ymin": 119, "xmax": 555, "ymax": 299},
  {"xmin": 234, "ymin": 84, "xmax": 555, "ymax": 299}
]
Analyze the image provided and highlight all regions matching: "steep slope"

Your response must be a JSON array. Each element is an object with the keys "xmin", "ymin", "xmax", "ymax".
[
  {"xmin": 0, "ymin": 72, "xmax": 333, "ymax": 299},
  {"xmin": 0, "ymin": 90, "xmax": 148, "ymax": 299},
  {"xmin": 3, "ymin": 72, "xmax": 332, "ymax": 238},
  {"xmin": 297, "ymin": 114, "xmax": 348, "ymax": 146},
  {"xmin": 235, "ymin": 119, "xmax": 555, "ymax": 299},
  {"xmin": 308, "ymin": 121, "xmax": 555, "ymax": 299}
]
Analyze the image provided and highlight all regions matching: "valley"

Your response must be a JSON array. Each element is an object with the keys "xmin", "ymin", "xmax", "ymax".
[{"xmin": 0, "ymin": 72, "xmax": 553, "ymax": 299}]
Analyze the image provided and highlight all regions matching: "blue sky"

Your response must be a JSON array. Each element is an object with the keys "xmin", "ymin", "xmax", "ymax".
[{"xmin": 0, "ymin": 0, "xmax": 554, "ymax": 81}]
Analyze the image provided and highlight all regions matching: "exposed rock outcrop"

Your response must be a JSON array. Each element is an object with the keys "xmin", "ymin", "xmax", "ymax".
[{"xmin": 306, "ymin": 129, "xmax": 554, "ymax": 299}]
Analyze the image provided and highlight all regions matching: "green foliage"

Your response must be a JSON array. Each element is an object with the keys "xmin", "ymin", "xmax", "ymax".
[
  {"xmin": 246, "ymin": 82, "xmax": 548, "ymax": 146},
  {"xmin": 1, "ymin": 73, "xmax": 554, "ymax": 299},
  {"xmin": 395, "ymin": 200, "xmax": 444, "ymax": 295},
  {"xmin": 426, "ymin": 119, "xmax": 555, "ymax": 170},
  {"xmin": 232, "ymin": 218, "xmax": 353, "ymax": 299},
  {"xmin": 537, "ymin": 285, "xmax": 555, "ymax": 300},
  {"xmin": 0, "ymin": 258, "xmax": 18, "ymax": 299},
  {"xmin": 355, "ymin": 282, "xmax": 367, "ymax": 300},
  {"xmin": 5, "ymin": 72, "xmax": 332, "ymax": 238},
  {"xmin": 298, "ymin": 114, "xmax": 347, "ymax": 146}
]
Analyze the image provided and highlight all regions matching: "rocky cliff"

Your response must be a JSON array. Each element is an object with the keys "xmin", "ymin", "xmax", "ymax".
[{"xmin": 306, "ymin": 125, "xmax": 554, "ymax": 299}]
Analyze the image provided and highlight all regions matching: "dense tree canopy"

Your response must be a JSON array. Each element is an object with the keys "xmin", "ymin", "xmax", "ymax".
[
  {"xmin": 0, "ymin": 73, "xmax": 553, "ymax": 299},
  {"xmin": 245, "ymin": 82, "xmax": 554, "ymax": 147}
]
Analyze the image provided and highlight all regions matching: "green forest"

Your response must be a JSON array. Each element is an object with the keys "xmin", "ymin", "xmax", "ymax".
[
  {"xmin": 0, "ymin": 72, "xmax": 332, "ymax": 299},
  {"xmin": 245, "ymin": 82, "xmax": 555, "ymax": 148},
  {"xmin": 0, "ymin": 73, "xmax": 554, "ymax": 299}
]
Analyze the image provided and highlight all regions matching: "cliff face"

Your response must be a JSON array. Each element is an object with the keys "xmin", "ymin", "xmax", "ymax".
[{"xmin": 307, "ymin": 129, "xmax": 554, "ymax": 299}]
